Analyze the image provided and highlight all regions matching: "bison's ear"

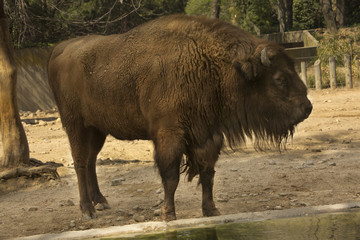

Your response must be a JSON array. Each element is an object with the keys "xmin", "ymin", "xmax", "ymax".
[
  {"xmin": 233, "ymin": 46, "xmax": 272, "ymax": 82},
  {"xmin": 232, "ymin": 60, "xmax": 256, "ymax": 81}
]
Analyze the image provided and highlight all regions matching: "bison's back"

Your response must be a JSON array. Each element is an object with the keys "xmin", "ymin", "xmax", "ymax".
[
  {"xmin": 48, "ymin": 14, "xmax": 260, "ymax": 143},
  {"xmin": 48, "ymin": 35, "xmax": 153, "ymax": 140}
]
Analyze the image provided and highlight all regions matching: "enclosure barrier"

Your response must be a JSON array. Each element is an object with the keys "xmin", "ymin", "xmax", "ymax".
[{"xmin": 301, "ymin": 54, "xmax": 356, "ymax": 89}]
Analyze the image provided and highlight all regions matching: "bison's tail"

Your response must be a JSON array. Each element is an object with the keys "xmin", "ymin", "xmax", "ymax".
[
  {"xmin": 181, "ymin": 156, "xmax": 199, "ymax": 183},
  {"xmin": 46, "ymin": 45, "xmax": 56, "ymax": 70}
]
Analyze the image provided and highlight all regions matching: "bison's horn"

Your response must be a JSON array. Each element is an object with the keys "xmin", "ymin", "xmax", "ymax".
[{"xmin": 261, "ymin": 47, "xmax": 271, "ymax": 67}]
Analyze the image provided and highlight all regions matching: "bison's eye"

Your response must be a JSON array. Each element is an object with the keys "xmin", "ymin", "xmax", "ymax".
[
  {"xmin": 273, "ymin": 72, "xmax": 288, "ymax": 89},
  {"xmin": 275, "ymin": 76, "xmax": 287, "ymax": 86}
]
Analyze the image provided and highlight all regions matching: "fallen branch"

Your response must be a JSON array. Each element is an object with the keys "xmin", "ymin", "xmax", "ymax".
[{"xmin": 0, "ymin": 159, "xmax": 62, "ymax": 180}]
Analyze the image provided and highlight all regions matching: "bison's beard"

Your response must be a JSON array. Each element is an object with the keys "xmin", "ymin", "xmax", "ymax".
[
  {"xmin": 250, "ymin": 116, "xmax": 295, "ymax": 151},
  {"xmin": 221, "ymin": 104, "xmax": 296, "ymax": 151}
]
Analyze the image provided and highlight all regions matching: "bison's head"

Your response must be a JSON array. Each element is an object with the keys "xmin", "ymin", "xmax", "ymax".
[{"xmin": 230, "ymin": 43, "xmax": 312, "ymax": 149}]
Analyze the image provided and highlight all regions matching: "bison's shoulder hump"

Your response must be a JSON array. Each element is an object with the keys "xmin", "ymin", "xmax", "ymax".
[{"xmin": 127, "ymin": 14, "xmax": 254, "ymax": 43}]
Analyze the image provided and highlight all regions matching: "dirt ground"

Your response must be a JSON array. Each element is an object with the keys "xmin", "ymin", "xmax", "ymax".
[{"xmin": 1, "ymin": 88, "xmax": 360, "ymax": 239}]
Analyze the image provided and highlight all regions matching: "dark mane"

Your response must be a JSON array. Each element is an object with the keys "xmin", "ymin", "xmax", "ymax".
[
  {"xmin": 219, "ymin": 44, "xmax": 295, "ymax": 151},
  {"xmin": 150, "ymin": 15, "xmax": 294, "ymax": 151}
]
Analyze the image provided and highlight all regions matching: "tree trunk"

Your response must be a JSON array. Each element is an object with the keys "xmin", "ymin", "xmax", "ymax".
[
  {"xmin": 285, "ymin": 0, "xmax": 293, "ymax": 30},
  {"xmin": 211, "ymin": 0, "xmax": 221, "ymax": 19},
  {"xmin": 0, "ymin": 0, "xmax": 29, "ymax": 167},
  {"xmin": 335, "ymin": 0, "xmax": 344, "ymax": 26},
  {"xmin": 320, "ymin": 0, "xmax": 337, "ymax": 33},
  {"xmin": 277, "ymin": 0, "xmax": 286, "ymax": 32}
]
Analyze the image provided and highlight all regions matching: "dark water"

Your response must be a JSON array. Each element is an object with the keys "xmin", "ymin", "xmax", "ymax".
[{"xmin": 102, "ymin": 211, "xmax": 360, "ymax": 240}]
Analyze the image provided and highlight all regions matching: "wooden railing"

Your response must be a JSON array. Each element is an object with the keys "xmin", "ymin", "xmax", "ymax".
[{"xmin": 300, "ymin": 54, "xmax": 357, "ymax": 89}]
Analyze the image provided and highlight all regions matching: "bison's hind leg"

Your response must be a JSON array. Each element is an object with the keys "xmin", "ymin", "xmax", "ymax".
[{"xmin": 67, "ymin": 123, "xmax": 107, "ymax": 220}]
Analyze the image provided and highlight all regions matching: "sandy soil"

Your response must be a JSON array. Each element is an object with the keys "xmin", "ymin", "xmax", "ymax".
[{"xmin": 1, "ymin": 88, "xmax": 360, "ymax": 239}]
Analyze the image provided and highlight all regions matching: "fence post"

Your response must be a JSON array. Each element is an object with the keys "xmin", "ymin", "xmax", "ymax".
[
  {"xmin": 314, "ymin": 59, "xmax": 322, "ymax": 90},
  {"xmin": 301, "ymin": 61, "xmax": 307, "ymax": 87},
  {"xmin": 357, "ymin": 59, "xmax": 360, "ymax": 83},
  {"xmin": 329, "ymin": 56, "xmax": 336, "ymax": 89},
  {"xmin": 344, "ymin": 54, "xmax": 353, "ymax": 88},
  {"xmin": 357, "ymin": 59, "xmax": 360, "ymax": 87}
]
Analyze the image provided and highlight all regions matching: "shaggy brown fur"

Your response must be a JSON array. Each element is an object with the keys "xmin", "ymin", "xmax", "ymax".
[{"xmin": 47, "ymin": 14, "xmax": 312, "ymax": 221}]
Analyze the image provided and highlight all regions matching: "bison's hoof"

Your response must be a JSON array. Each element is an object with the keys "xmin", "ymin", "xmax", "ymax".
[
  {"xmin": 95, "ymin": 202, "xmax": 111, "ymax": 211},
  {"xmin": 161, "ymin": 206, "xmax": 176, "ymax": 221},
  {"xmin": 161, "ymin": 212, "xmax": 176, "ymax": 221},
  {"xmin": 203, "ymin": 208, "xmax": 221, "ymax": 217},
  {"xmin": 81, "ymin": 203, "xmax": 97, "ymax": 220},
  {"xmin": 102, "ymin": 202, "xmax": 111, "ymax": 209},
  {"xmin": 82, "ymin": 212, "xmax": 97, "ymax": 220}
]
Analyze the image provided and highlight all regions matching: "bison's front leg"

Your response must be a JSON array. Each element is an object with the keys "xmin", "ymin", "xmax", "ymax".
[
  {"xmin": 200, "ymin": 168, "xmax": 220, "ymax": 217},
  {"xmin": 154, "ymin": 129, "xmax": 184, "ymax": 221}
]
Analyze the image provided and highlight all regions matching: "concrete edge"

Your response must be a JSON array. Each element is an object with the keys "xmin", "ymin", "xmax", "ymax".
[{"xmin": 14, "ymin": 202, "xmax": 360, "ymax": 240}]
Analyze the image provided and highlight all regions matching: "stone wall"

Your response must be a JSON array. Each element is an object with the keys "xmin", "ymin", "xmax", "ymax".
[
  {"xmin": 261, "ymin": 30, "xmax": 319, "ymax": 64},
  {"xmin": 261, "ymin": 30, "xmax": 304, "ymax": 44},
  {"xmin": 14, "ymin": 47, "xmax": 56, "ymax": 112}
]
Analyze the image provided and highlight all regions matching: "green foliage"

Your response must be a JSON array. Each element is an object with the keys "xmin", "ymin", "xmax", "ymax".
[
  {"xmin": 185, "ymin": 0, "xmax": 237, "ymax": 23},
  {"xmin": 235, "ymin": 0, "xmax": 278, "ymax": 34},
  {"xmin": 309, "ymin": 27, "xmax": 360, "ymax": 89},
  {"xmin": 5, "ymin": 0, "xmax": 360, "ymax": 48},
  {"xmin": 185, "ymin": 0, "xmax": 211, "ymax": 17},
  {"xmin": 345, "ymin": 0, "xmax": 360, "ymax": 26},
  {"xmin": 185, "ymin": 0, "xmax": 278, "ymax": 34},
  {"xmin": 316, "ymin": 28, "xmax": 360, "ymax": 66},
  {"xmin": 140, "ymin": 0, "xmax": 187, "ymax": 18},
  {"xmin": 307, "ymin": 75, "xmax": 315, "ymax": 88},
  {"xmin": 316, "ymin": 66, "xmax": 346, "ymax": 88},
  {"xmin": 293, "ymin": 0, "xmax": 323, "ymax": 30}
]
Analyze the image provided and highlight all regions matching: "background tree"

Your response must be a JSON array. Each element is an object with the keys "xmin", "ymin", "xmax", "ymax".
[
  {"xmin": 3, "ymin": 0, "xmax": 188, "ymax": 48},
  {"xmin": 335, "ymin": 0, "xmax": 344, "ymax": 26},
  {"xmin": 275, "ymin": 0, "xmax": 293, "ymax": 32},
  {"xmin": 0, "ymin": 0, "xmax": 29, "ymax": 167},
  {"xmin": 186, "ymin": 0, "xmax": 277, "ymax": 35},
  {"xmin": 211, "ymin": 0, "xmax": 220, "ymax": 18},
  {"xmin": 285, "ymin": 0, "xmax": 293, "ymax": 30},
  {"xmin": 3, "ymin": 0, "xmax": 360, "ymax": 48},
  {"xmin": 235, "ymin": 0, "xmax": 277, "ymax": 34},
  {"xmin": 293, "ymin": 0, "xmax": 323, "ymax": 30},
  {"xmin": 277, "ymin": 0, "xmax": 286, "ymax": 32},
  {"xmin": 319, "ymin": 0, "xmax": 338, "ymax": 33},
  {"xmin": 344, "ymin": 0, "xmax": 360, "ymax": 26}
]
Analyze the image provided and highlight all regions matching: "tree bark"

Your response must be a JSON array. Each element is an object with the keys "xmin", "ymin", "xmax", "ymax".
[
  {"xmin": 211, "ymin": 0, "xmax": 221, "ymax": 19},
  {"xmin": 320, "ymin": 0, "xmax": 337, "ymax": 33},
  {"xmin": 335, "ymin": 0, "xmax": 344, "ymax": 26},
  {"xmin": 285, "ymin": 0, "xmax": 293, "ymax": 30},
  {"xmin": 277, "ymin": 0, "xmax": 286, "ymax": 32},
  {"xmin": 0, "ymin": 0, "xmax": 29, "ymax": 167}
]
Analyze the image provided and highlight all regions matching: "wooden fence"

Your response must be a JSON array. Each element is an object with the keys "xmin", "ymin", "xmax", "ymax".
[{"xmin": 300, "ymin": 54, "xmax": 358, "ymax": 89}]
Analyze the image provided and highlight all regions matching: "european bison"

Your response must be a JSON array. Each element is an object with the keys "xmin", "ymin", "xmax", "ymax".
[{"xmin": 47, "ymin": 14, "xmax": 312, "ymax": 221}]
